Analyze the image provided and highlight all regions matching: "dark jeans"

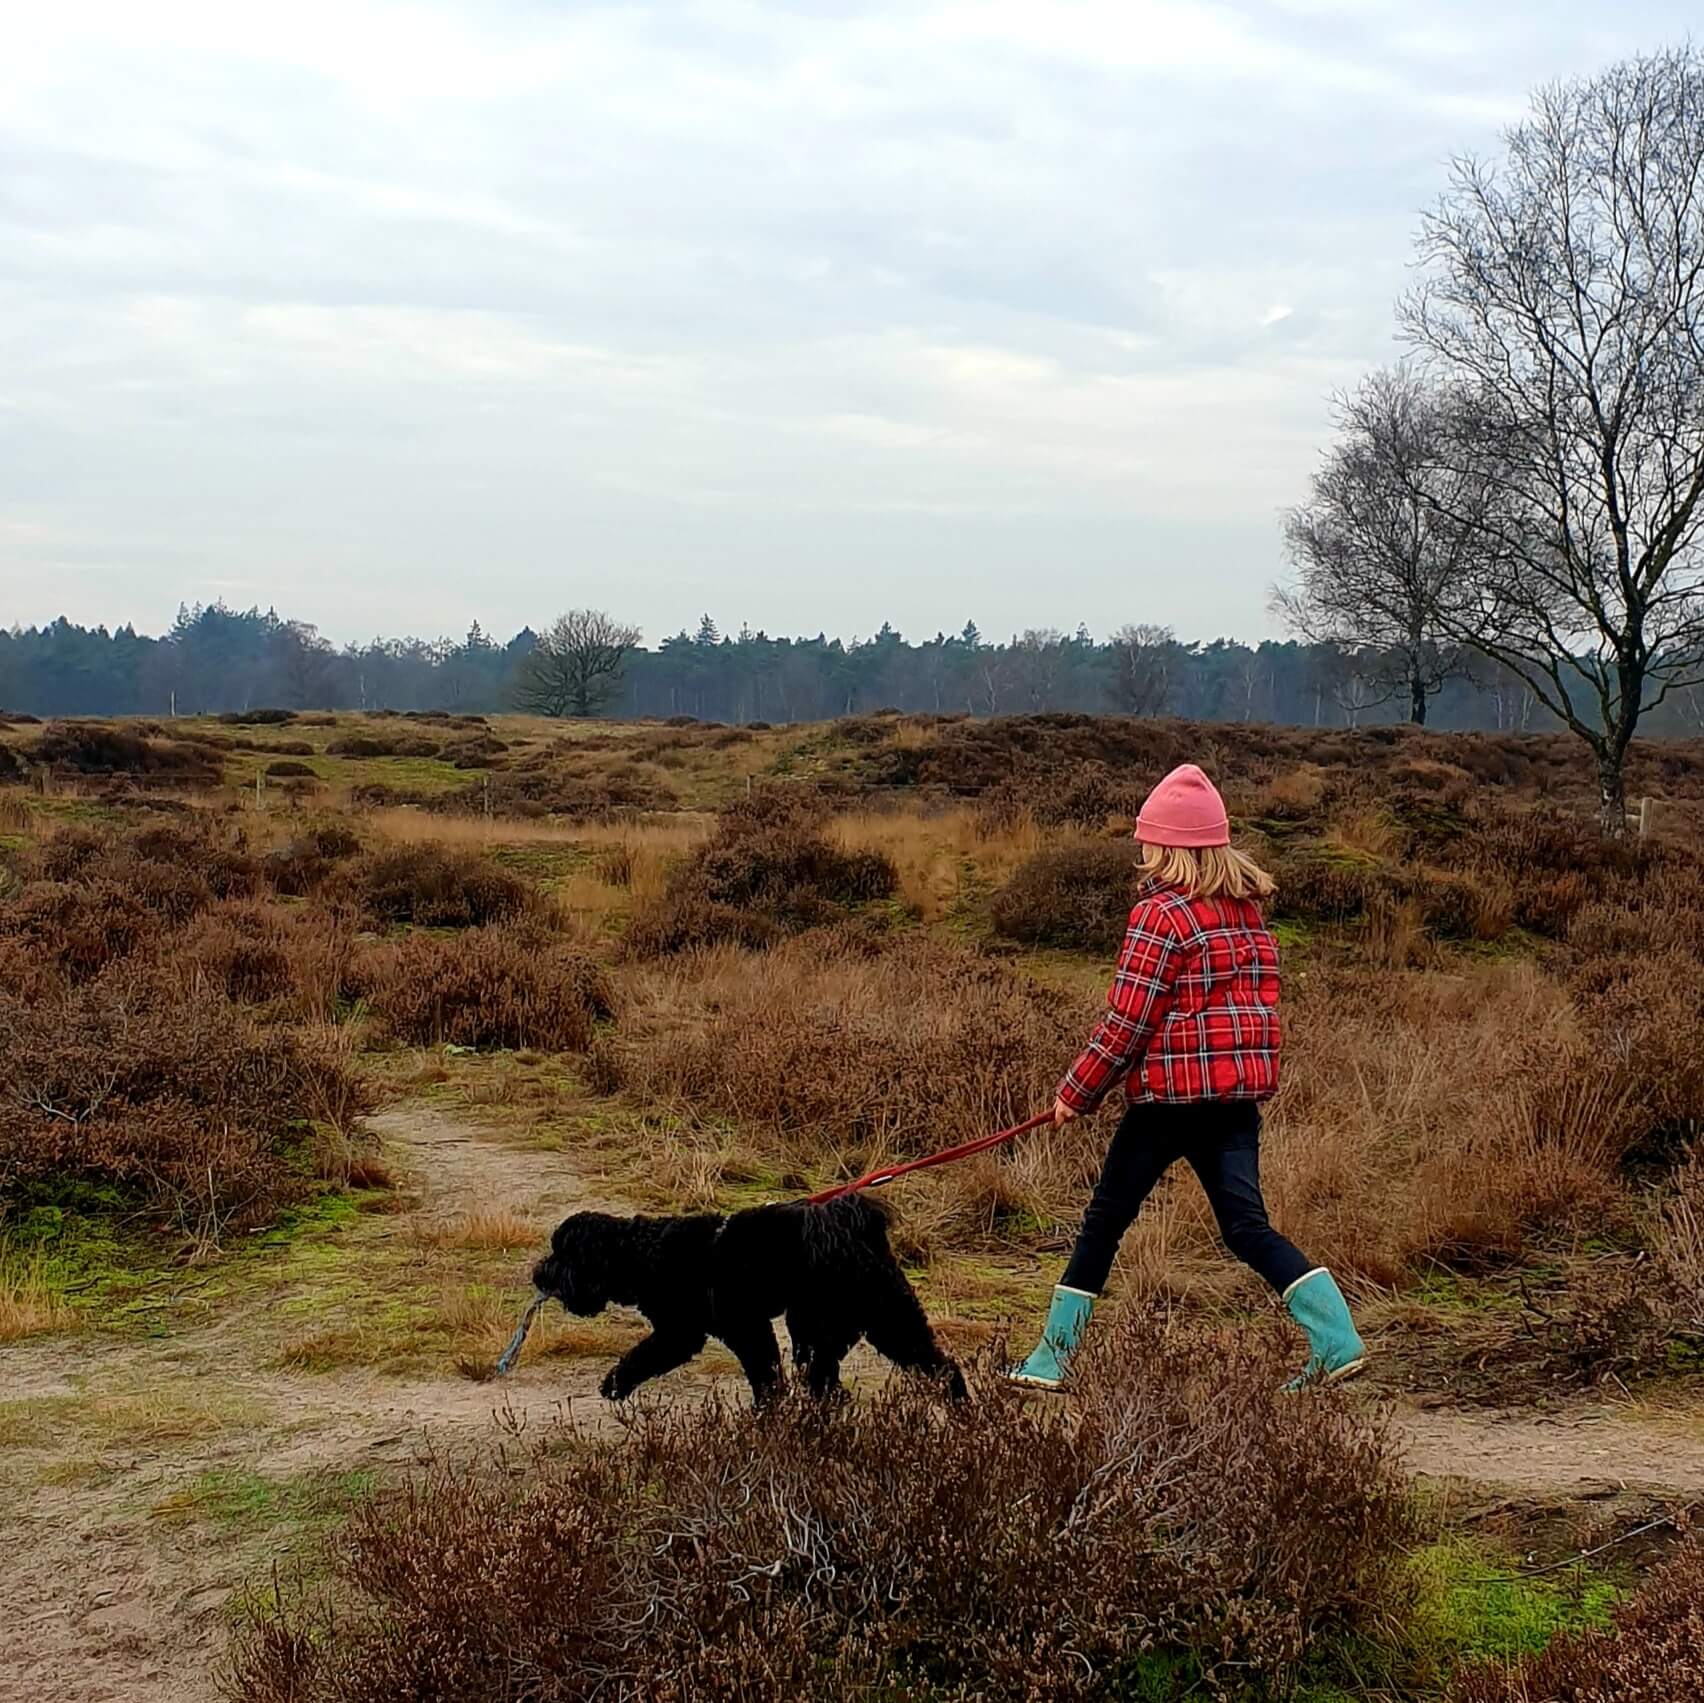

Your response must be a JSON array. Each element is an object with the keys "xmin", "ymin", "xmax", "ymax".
[{"xmin": 1060, "ymin": 1101, "xmax": 1312, "ymax": 1297}]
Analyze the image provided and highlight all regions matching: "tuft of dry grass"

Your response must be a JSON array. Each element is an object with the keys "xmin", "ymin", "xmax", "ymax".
[
  {"xmin": 415, "ymin": 1209, "xmax": 541, "ymax": 1252},
  {"xmin": 596, "ymin": 931, "xmax": 1092, "ymax": 1259},
  {"xmin": 828, "ymin": 807, "xmax": 1043, "ymax": 921},
  {"xmin": 0, "ymin": 1239, "xmax": 75, "ymax": 1341}
]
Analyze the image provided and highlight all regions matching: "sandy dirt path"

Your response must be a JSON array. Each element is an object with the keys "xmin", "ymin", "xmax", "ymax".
[{"xmin": 4, "ymin": 1101, "xmax": 1702, "ymax": 1703}]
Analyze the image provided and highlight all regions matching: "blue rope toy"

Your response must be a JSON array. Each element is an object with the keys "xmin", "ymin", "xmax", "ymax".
[{"xmin": 495, "ymin": 1292, "xmax": 549, "ymax": 1376}]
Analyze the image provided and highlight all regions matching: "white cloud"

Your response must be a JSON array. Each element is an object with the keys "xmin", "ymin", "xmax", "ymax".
[{"xmin": 1, "ymin": 0, "xmax": 1698, "ymax": 643}]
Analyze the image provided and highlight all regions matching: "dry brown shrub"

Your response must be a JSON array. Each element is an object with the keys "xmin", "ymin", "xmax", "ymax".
[
  {"xmin": 1447, "ymin": 1537, "xmax": 1704, "ymax": 1702},
  {"xmin": 265, "ymin": 759, "xmax": 316, "ymax": 778},
  {"xmin": 392, "ymin": 752, "xmax": 675, "ymax": 819},
  {"xmin": 979, "ymin": 759, "xmax": 1144, "ymax": 831},
  {"xmin": 0, "ymin": 968, "xmax": 368, "ymax": 1236},
  {"xmin": 263, "ymin": 822, "xmax": 363, "ymax": 896},
  {"xmin": 0, "ymin": 879, "xmax": 157, "ymax": 981},
  {"xmin": 358, "ymin": 924, "xmax": 614, "ymax": 1052},
  {"xmin": 625, "ymin": 791, "xmax": 896, "ymax": 957},
  {"xmin": 217, "ymin": 708, "xmax": 297, "ymax": 726},
  {"xmin": 990, "ymin": 838, "xmax": 1139, "ymax": 952},
  {"xmin": 350, "ymin": 843, "xmax": 535, "ymax": 928},
  {"xmin": 1250, "ymin": 766, "xmax": 1331, "ymax": 820},
  {"xmin": 326, "ymin": 730, "xmax": 442, "ymax": 758},
  {"xmin": 226, "ymin": 1313, "xmax": 1417, "ymax": 1703},
  {"xmin": 175, "ymin": 899, "xmax": 357, "ymax": 1018},
  {"xmin": 1272, "ymin": 851, "xmax": 1387, "ymax": 924},
  {"xmin": 623, "ymin": 894, "xmax": 784, "ymax": 956},
  {"xmin": 32, "ymin": 721, "xmax": 223, "ymax": 785}
]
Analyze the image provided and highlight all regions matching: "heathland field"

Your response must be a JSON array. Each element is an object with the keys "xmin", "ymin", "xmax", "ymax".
[{"xmin": 3, "ymin": 706, "xmax": 1703, "ymax": 1701}]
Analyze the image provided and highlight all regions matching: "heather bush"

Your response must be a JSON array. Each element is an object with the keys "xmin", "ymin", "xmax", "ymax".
[
  {"xmin": 1271, "ymin": 850, "xmax": 1387, "ymax": 924},
  {"xmin": 1656, "ymin": 1153, "xmax": 1704, "ymax": 1340},
  {"xmin": 0, "ymin": 880, "xmax": 158, "ymax": 981},
  {"xmin": 264, "ymin": 823, "xmax": 364, "ymax": 896},
  {"xmin": 132, "ymin": 822, "xmax": 264, "ymax": 899},
  {"xmin": 1447, "ymin": 1537, "xmax": 1704, "ymax": 1702},
  {"xmin": 227, "ymin": 1315, "xmax": 1416, "ymax": 1703},
  {"xmin": 979, "ymin": 760, "xmax": 1144, "ymax": 831},
  {"xmin": 326, "ymin": 730, "xmax": 443, "ymax": 758},
  {"xmin": 176, "ymin": 900, "xmax": 357, "ymax": 1018},
  {"xmin": 32, "ymin": 721, "xmax": 223, "ymax": 785},
  {"xmin": 358, "ymin": 924, "xmax": 615, "ymax": 1051},
  {"xmin": 626, "ymin": 791, "xmax": 897, "ymax": 956},
  {"xmin": 265, "ymin": 759, "xmax": 316, "ymax": 778},
  {"xmin": 350, "ymin": 844, "xmax": 534, "ymax": 928},
  {"xmin": 0, "ymin": 743, "xmax": 25, "ymax": 783},
  {"xmin": 0, "ymin": 968, "xmax": 368, "ymax": 1234},
  {"xmin": 623, "ymin": 893, "xmax": 783, "ymax": 956},
  {"xmin": 990, "ymin": 838, "xmax": 1139, "ymax": 952},
  {"xmin": 22, "ymin": 819, "xmax": 261, "ymax": 906},
  {"xmin": 216, "ymin": 709, "xmax": 297, "ymax": 726}
]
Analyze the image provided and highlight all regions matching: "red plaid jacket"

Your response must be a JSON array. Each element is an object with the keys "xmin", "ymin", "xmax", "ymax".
[{"xmin": 1057, "ymin": 881, "xmax": 1281, "ymax": 1113}]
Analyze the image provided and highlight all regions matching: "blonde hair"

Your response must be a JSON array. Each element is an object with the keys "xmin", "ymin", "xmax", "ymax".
[{"xmin": 1138, "ymin": 841, "xmax": 1276, "ymax": 902}]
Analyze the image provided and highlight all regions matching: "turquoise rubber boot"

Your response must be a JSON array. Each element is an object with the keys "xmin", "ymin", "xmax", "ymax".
[
  {"xmin": 1009, "ymin": 1285, "xmax": 1096, "ymax": 1391},
  {"xmin": 1282, "ymin": 1269, "xmax": 1367, "ymax": 1392}
]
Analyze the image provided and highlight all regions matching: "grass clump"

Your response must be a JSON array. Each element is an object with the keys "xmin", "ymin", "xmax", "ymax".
[{"xmin": 0, "ymin": 1236, "xmax": 76, "ymax": 1340}]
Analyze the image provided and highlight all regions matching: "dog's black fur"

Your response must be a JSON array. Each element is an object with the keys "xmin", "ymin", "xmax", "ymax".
[{"xmin": 532, "ymin": 1194, "xmax": 967, "ymax": 1405}]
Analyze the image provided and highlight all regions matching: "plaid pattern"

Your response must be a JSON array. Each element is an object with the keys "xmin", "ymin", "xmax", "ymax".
[{"xmin": 1057, "ymin": 883, "xmax": 1281, "ymax": 1113}]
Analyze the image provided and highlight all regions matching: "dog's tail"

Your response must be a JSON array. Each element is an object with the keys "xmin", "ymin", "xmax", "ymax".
[{"xmin": 803, "ymin": 1190, "xmax": 893, "ymax": 1260}]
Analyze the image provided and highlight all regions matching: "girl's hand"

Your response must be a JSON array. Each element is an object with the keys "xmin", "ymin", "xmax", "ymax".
[{"xmin": 1053, "ymin": 1096, "xmax": 1079, "ymax": 1127}]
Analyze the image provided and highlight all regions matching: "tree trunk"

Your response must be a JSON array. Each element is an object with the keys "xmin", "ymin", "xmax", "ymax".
[
  {"xmin": 1597, "ymin": 750, "xmax": 1629, "ymax": 837},
  {"xmin": 1409, "ymin": 666, "xmax": 1427, "ymax": 726}
]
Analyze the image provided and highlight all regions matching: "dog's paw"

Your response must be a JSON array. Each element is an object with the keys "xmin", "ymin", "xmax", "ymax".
[{"xmin": 599, "ymin": 1369, "xmax": 625, "ymax": 1402}]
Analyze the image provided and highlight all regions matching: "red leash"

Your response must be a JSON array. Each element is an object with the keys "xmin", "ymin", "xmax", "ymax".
[{"xmin": 806, "ymin": 1109, "xmax": 1054, "ymax": 1206}]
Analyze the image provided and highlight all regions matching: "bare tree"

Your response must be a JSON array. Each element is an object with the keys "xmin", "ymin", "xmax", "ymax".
[
  {"xmin": 1276, "ymin": 369, "xmax": 1481, "ymax": 726},
  {"xmin": 1402, "ymin": 46, "xmax": 1704, "ymax": 829},
  {"xmin": 514, "ymin": 609, "xmax": 641, "ymax": 718},
  {"xmin": 1327, "ymin": 652, "xmax": 1383, "ymax": 729},
  {"xmin": 1006, "ymin": 628, "xmax": 1067, "ymax": 710},
  {"xmin": 1110, "ymin": 623, "xmax": 1175, "ymax": 716}
]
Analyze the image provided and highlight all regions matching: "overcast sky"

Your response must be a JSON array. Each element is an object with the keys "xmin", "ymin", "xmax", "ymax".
[{"xmin": 2, "ymin": 3, "xmax": 1697, "ymax": 648}]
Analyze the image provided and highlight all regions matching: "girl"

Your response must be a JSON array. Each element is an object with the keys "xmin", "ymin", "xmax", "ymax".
[{"xmin": 1010, "ymin": 763, "xmax": 1365, "ymax": 1392}]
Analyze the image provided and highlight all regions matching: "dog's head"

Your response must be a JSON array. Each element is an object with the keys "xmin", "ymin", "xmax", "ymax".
[{"xmin": 531, "ymin": 1211, "xmax": 624, "ymax": 1316}]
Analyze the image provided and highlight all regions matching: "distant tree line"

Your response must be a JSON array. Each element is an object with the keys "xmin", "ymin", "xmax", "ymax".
[{"xmin": 10, "ymin": 597, "xmax": 1704, "ymax": 737}]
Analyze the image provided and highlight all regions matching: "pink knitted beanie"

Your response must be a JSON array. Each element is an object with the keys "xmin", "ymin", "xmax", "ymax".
[{"xmin": 1135, "ymin": 763, "xmax": 1229, "ymax": 848}]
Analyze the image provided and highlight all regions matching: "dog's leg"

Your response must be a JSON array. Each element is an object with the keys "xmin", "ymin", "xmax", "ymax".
[
  {"xmin": 787, "ymin": 1307, "xmax": 856, "ymax": 1402},
  {"xmin": 716, "ymin": 1320, "xmax": 784, "ymax": 1406},
  {"xmin": 600, "ymin": 1329, "xmax": 707, "ymax": 1402},
  {"xmin": 864, "ymin": 1278, "xmax": 968, "ymax": 1402}
]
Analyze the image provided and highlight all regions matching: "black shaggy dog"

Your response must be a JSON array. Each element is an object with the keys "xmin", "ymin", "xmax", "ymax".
[{"xmin": 532, "ymin": 1194, "xmax": 967, "ymax": 1405}]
